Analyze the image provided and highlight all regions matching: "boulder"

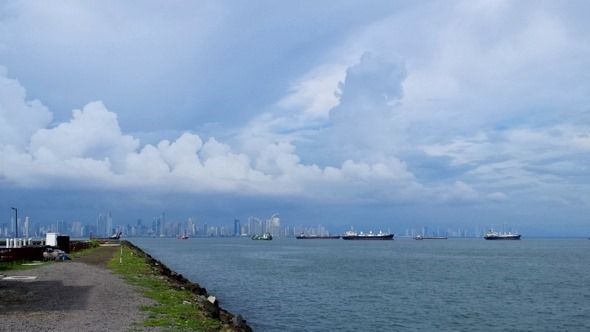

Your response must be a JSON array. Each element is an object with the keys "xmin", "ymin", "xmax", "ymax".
[{"xmin": 196, "ymin": 295, "xmax": 219, "ymax": 319}]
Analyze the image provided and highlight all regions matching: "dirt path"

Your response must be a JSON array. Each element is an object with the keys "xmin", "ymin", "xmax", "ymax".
[{"xmin": 76, "ymin": 244, "xmax": 120, "ymax": 266}]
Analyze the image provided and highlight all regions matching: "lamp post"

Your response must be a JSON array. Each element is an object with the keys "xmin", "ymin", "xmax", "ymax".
[{"xmin": 11, "ymin": 207, "xmax": 18, "ymax": 238}]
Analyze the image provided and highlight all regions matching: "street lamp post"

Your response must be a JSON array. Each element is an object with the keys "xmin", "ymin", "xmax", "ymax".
[{"xmin": 11, "ymin": 207, "xmax": 18, "ymax": 238}]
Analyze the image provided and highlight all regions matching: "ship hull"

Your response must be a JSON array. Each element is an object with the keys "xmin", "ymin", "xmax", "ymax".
[
  {"xmin": 296, "ymin": 235, "xmax": 340, "ymax": 239},
  {"xmin": 484, "ymin": 235, "xmax": 521, "ymax": 240},
  {"xmin": 342, "ymin": 234, "xmax": 394, "ymax": 240},
  {"xmin": 414, "ymin": 235, "xmax": 447, "ymax": 240}
]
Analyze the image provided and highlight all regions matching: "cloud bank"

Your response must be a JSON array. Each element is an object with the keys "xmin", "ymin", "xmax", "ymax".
[{"xmin": 0, "ymin": 56, "xmax": 426, "ymax": 203}]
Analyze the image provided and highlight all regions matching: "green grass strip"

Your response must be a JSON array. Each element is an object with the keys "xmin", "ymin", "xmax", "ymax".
[{"xmin": 107, "ymin": 245, "xmax": 228, "ymax": 332}]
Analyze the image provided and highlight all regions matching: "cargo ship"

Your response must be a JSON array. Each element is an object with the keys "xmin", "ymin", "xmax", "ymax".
[
  {"xmin": 414, "ymin": 234, "xmax": 447, "ymax": 240},
  {"xmin": 484, "ymin": 229, "xmax": 521, "ymax": 240},
  {"xmin": 342, "ymin": 229, "xmax": 394, "ymax": 240},
  {"xmin": 296, "ymin": 234, "xmax": 340, "ymax": 239}
]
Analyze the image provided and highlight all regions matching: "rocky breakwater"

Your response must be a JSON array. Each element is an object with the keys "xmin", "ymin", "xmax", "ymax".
[{"xmin": 123, "ymin": 241, "xmax": 252, "ymax": 332}]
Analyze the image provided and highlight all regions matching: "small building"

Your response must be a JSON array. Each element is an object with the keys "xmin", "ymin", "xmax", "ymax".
[{"xmin": 46, "ymin": 232, "xmax": 59, "ymax": 246}]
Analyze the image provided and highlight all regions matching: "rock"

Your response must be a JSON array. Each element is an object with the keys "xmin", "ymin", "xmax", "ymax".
[
  {"xmin": 125, "ymin": 241, "xmax": 252, "ymax": 330},
  {"xmin": 232, "ymin": 314, "xmax": 244, "ymax": 328},
  {"xmin": 196, "ymin": 295, "xmax": 220, "ymax": 319}
]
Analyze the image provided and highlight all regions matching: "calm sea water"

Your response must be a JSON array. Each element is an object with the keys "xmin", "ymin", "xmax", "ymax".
[{"xmin": 130, "ymin": 237, "xmax": 590, "ymax": 332}]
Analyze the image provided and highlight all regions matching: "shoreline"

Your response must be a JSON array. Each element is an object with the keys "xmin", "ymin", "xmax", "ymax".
[
  {"xmin": 122, "ymin": 241, "xmax": 253, "ymax": 331},
  {"xmin": 1, "ymin": 241, "xmax": 253, "ymax": 331}
]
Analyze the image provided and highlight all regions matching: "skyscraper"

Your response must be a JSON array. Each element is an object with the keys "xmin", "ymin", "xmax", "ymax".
[
  {"xmin": 234, "ymin": 219, "xmax": 240, "ymax": 236},
  {"xmin": 24, "ymin": 216, "xmax": 30, "ymax": 238},
  {"xmin": 267, "ymin": 214, "xmax": 281, "ymax": 237},
  {"xmin": 160, "ymin": 212, "xmax": 166, "ymax": 236},
  {"xmin": 107, "ymin": 212, "xmax": 113, "ymax": 236}
]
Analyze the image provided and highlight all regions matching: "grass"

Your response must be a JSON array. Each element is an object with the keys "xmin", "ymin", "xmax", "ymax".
[
  {"xmin": 68, "ymin": 240, "xmax": 101, "ymax": 259},
  {"xmin": 0, "ymin": 261, "xmax": 48, "ymax": 271},
  {"xmin": 1, "ymin": 242, "xmax": 236, "ymax": 331},
  {"xmin": 107, "ymin": 245, "xmax": 229, "ymax": 332}
]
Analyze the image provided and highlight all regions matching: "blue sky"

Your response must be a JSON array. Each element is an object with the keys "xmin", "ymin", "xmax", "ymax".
[{"xmin": 1, "ymin": 1, "xmax": 589, "ymax": 236}]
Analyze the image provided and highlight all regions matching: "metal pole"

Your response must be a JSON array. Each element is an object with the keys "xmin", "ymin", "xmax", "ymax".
[{"xmin": 11, "ymin": 207, "xmax": 18, "ymax": 238}]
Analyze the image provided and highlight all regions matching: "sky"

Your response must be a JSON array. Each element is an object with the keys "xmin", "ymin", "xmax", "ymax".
[{"xmin": 1, "ymin": 0, "xmax": 589, "ymax": 236}]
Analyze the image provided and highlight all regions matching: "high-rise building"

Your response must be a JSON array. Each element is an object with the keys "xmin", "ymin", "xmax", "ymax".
[
  {"xmin": 72, "ymin": 221, "xmax": 83, "ymax": 237},
  {"xmin": 107, "ymin": 212, "xmax": 113, "ymax": 236},
  {"xmin": 160, "ymin": 212, "xmax": 166, "ymax": 236},
  {"xmin": 234, "ymin": 219, "xmax": 240, "ymax": 236},
  {"xmin": 57, "ymin": 220, "xmax": 66, "ymax": 234},
  {"xmin": 267, "ymin": 213, "xmax": 281, "ymax": 237},
  {"xmin": 24, "ymin": 216, "xmax": 30, "ymax": 238},
  {"xmin": 187, "ymin": 218, "xmax": 195, "ymax": 236},
  {"xmin": 248, "ymin": 217, "xmax": 261, "ymax": 236}
]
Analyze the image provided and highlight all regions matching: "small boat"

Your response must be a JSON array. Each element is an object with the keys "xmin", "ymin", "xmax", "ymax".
[
  {"xmin": 252, "ymin": 232, "xmax": 273, "ymax": 240},
  {"xmin": 342, "ymin": 229, "xmax": 394, "ymax": 240},
  {"xmin": 296, "ymin": 234, "xmax": 340, "ymax": 239},
  {"xmin": 414, "ymin": 234, "xmax": 447, "ymax": 240},
  {"xmin": 484, "ymin": 229, "xmax": 521, "ymax": 240},
  {"xmin": 178, "ymin": 235, "xmax": 188, "ymax": 240},
  {"xmin": 109, "ymin": 231, "xmax": 122, "ymax": 239}
]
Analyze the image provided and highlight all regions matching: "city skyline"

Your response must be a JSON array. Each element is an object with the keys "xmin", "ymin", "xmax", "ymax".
[{"xmin": 1, "ymin": 210, "xmax": 545, "ymax": 239}]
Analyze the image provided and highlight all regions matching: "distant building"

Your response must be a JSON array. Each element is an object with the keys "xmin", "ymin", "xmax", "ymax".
[
  {"xmin": 107, "ymin": 212, "xmax": 113, "ymax": 236},
  {"xmin": 234, "ymin": 219, "xmax": 240, "ymax": 236}
]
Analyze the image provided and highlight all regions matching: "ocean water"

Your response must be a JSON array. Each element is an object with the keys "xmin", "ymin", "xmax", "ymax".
[{"xmin": 130, "ymin": 237, "xmax": 590, "ymax": 332}]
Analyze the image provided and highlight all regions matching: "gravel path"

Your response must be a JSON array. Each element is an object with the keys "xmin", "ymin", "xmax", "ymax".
[{"xmin": 0, "ymin": 245, "xmax": 158, "ymax": 331}]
